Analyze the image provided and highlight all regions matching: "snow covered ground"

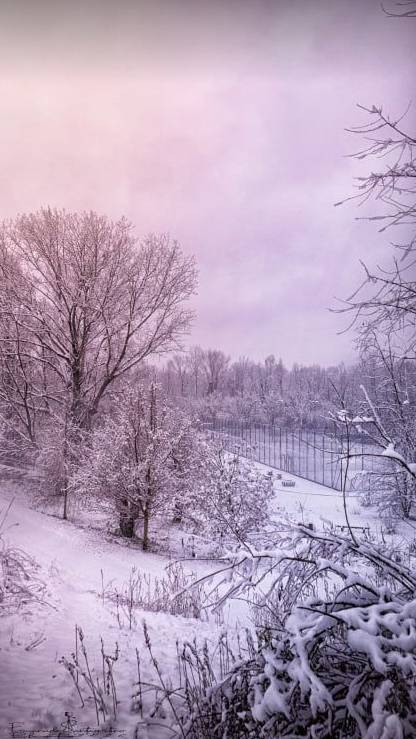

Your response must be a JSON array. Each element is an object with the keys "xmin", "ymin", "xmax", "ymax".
[
  {"xmin": 274, "ymin": 467, "xmax": 416, "ymax": 556},
  {"xmin": 0, "ymin": 487, "xmax": 227, "ymax": 738},
  {"xmin": 1, "ymin": 463, "xmax": 415, "ymax": 738}
]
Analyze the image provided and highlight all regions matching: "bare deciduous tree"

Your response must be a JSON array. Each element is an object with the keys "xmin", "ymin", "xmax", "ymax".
[
  {"xmin": 167, "ymin": 353, "xmax": 188, "ymax": 397},
  {"xmin": 336, "ymin": 104, "xmax": 416, "ymax": 357},
  {"xmin": 186, "ymin": 345, "xmax": 205, "ymax": 397},
  {"xmin": 0, "ymin": 209, "xmax": 196, "ymax": 432},
  {"xmin": 203, "ymin": 349, "xmax": 230, "ymax": 395},
  {"xmin": 0, "ymin": 209, "xmax": 196, "ymax": 516},
  {"xmin": 333, "ymin": 99, "xmax": 416, "ymax": 524}
]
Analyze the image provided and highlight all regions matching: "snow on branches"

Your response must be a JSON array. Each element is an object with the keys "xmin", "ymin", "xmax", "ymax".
[
  {"xmin": 191, "ymin": 526, "xmax": 416, "ymax": 738},
  {"xmin": 189, "ymin": 445, "xmax": 274, "ymax": 546},
  {"xmin": 72, "ymin": 383, "xmax": 201, "ymax": 549}
]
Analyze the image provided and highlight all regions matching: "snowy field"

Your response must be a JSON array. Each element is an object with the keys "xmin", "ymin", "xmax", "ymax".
[{"xmin": 1, "ymin": 462, "xmax": 415, "ymax": 738}]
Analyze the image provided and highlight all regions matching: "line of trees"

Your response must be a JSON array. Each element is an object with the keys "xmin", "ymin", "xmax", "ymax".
[
  {"xmin": 156, "ymin": 347, "xmax": 416, "ymax": 441},
  {"xmin": 158, "ymin": 348, "xmax": 355, "ymax": 428}
]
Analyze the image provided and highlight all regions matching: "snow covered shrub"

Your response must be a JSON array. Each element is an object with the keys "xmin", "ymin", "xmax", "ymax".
[
  {"xmin": 352, "ymin": 463, "xmax": 416, "ymax": 526},
  {"xmin": 174, "ymin": 526, "xmax": 416, "ymax": 738},
  {"xmin": 72, "ymin": 383, "xmax": 202, "ymax": 549},
  {"xmin": 102, "ymin": 562, "xmax": 211, "ymax": 626},
  {"xmin": 371, "ymin": 467, "xmax": 416, "ymax": 522},
  {"xmin": 133, "ymin": 624, "xmax": 257, "ymax": 739},
  {"xmin": 189, "ymin": 444, "xmax": 273, "ymax": 546},
  {"xmin": 0, "ymin": 501, "xmax": 45, "ymax": 614},
  {"xmin": 349, "ymin": 362, "xmax": 416, "ymax": 523}
]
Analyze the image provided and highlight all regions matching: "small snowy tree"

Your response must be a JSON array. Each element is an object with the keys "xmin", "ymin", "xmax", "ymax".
[
  {"xmin": 191, "ymin": 444, "xmax": 273, "ymax": 545},
  {"xmin": 73, "ymin": 383, "xmax": 200, "ymax": 549}
]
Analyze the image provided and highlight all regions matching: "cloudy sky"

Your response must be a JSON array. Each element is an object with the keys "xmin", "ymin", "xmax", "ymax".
[{"xmin": 0, "ymin": 0, "xmax": 414, "ymax": 366}]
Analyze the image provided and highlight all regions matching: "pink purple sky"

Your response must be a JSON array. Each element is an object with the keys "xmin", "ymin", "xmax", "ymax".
[{"xmin": 0, "ymin": 0, "xmax": 415, "ymax": 366}]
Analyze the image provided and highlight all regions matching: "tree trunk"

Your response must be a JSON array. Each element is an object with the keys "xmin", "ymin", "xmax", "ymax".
[
  {"xmin": 142, "ymin": 508, "xmax": 150, "ymax": 551},
  {"xmin": 62, "ymin": 489, "xmax": 68, "ymax": 520},
  {"xmin": 119, "ymin": 511, "xmax": 135, "ymax": 538}
]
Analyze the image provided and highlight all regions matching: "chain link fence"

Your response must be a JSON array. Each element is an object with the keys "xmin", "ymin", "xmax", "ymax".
[{"xmin": 205, "ymin": 419, "xmax": 379, "ymax": 491}]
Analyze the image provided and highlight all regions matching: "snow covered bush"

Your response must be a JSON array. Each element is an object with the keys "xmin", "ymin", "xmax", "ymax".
[
  {"xmin": 352, "ymin": 359, "xmax": 416, "ymax": 521},
  {"xmin": 328, "ymin": 385, "xmax": 416, "ymax": 526},
  {"xmin": 355, "ymin": 466, "xmax": 416, "ymax": 524},
  {"xmin": 0, "ymin": 501, "xmax": 45, "ymax": 615},
  {"xmin": 133, "ymin": 626, "xmax": 256, "ymax": 739},
  {"xmin": 72, "ymin": 383, "xmax": 201, "ymax": 549},
  {"xmin": 102, "ymin": 562, "xmax": 212, "ymax": 627},
  {"xmin": 170, "ymin": 526, "xmax": 416, "ymax": 738},
  {"xmin": 189, "ymin": 444, "xmax": 273, "ymax": 546}
]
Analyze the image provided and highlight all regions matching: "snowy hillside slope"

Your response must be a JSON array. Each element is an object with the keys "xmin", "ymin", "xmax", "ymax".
[
  {"xmin": 1, "ymin": 462, "xmax": 415, "ymax": 737},
  {"xmin": 0, "ymin": 488, "xmax": 225, "ymax": 737}
]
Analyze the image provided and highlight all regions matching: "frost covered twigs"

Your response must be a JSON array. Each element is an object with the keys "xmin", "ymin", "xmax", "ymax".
[
  {"xmin": 133, "ymin": 623, "xmax": 256, "ymax": 739},
  {"xmin": 332, "ymin": 90, "xmax": 416, "ymax": 530},
  {"xmin": 60, "ymin": 626, "xmax": 119, "ymax": 727},
  {"xmin": 331, "ymin": 374, "xmax": 416, "ymax": 524},
  {"xmin": 100, "ymin": 562, "xmax": 215, "ymax": 627},
  {"xmin": 186, "ymin": 444, "xmax": 274, "ymax": 547},
  {"xmin": 168, "ymin": 526, "xmax": 416, "ymax": 737},
  {"xmin": 0, "ymin": 500, "xmax": 45, "ymax": 615},
  {"xmin": 72, "ymin": 383, "xmax": 204, "ymax": 550}
]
